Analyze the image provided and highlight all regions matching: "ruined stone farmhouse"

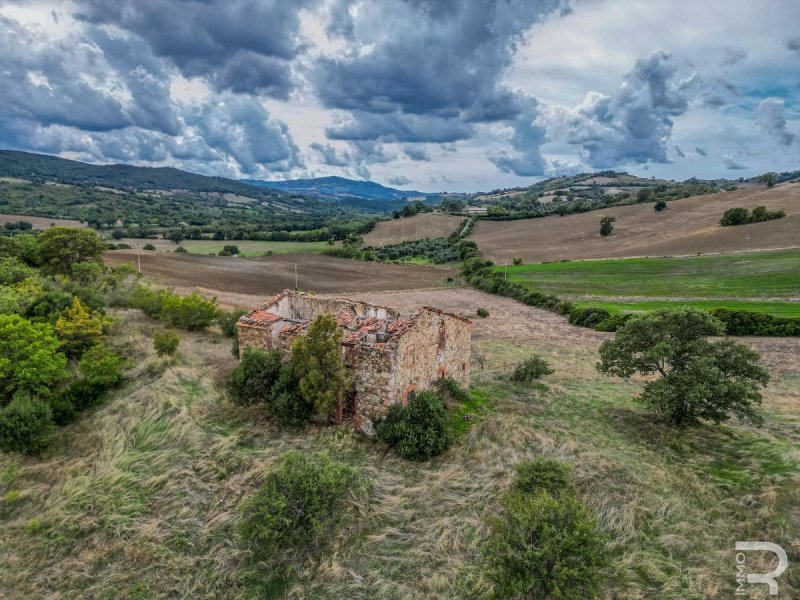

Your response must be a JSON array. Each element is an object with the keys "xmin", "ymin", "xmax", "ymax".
[{"xmin": 236, "ymin": 290, "xmax": 472, "ymax": 434}]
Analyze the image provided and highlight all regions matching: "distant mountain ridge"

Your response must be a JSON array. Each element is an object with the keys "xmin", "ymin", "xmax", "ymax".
[{"xmin": 243, "ymin": 175, "xmax": 434, "ymax": 202}]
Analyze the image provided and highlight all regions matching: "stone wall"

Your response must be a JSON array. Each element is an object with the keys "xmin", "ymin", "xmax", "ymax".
[
  {"xmin": 391, "ymin": 310, "xmax": 472, "ymax": 404},
  {"xmin": 346, "ymin": 344, "xmax": 395, "ymax": 435},
  {"xmin": 237, "ymin": 324, "xmax": 272, "ymax": 353}
]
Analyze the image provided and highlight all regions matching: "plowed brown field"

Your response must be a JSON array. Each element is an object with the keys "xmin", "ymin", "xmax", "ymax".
[
  {"xmin": 103, "ymin": 251, "xmax": 454, "ymax": 308},
  {"xmin": 470, "ymin": 183, "xmax": 800, "ymax": 263},
  {"xmin": 363, "ymin": 213, "xmax": 464, "ymax": 247}
]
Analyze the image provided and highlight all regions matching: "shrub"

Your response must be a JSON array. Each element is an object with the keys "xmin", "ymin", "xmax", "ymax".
[
  {"xmin": 513, "ymin": 459, "xmax": 572, "ymax": 497},
  {"xmin": 594, "ymin": 313, "xmax": 632, "ymax": 332},
  {"xmin": 486, "ymin": 486, "xmax": 608, "ymax": 599},
  {"xmin": 24, "ymin": 291, "xmax": 73, "ymax": 322},
  {"xmin": 433, "ymin": 377, "xmax": 470, "ymax": 405},
  {"xmin": 174, "ymin": 246, "xmax": 187, "ymax": 253},
  {"xmin": 512, "ymin": 257, "xmax": 523, "ymax": 265},
  {"xmin": 226, "ymin": 348, "xmax": 283, "ymax": 407},
  {"xmin": 654, "ymin": 200, "xmax": 667, "ymax": 212},
  {"xmin": 153, "ymin": 330, "xmax": 180, "ymax": 356},
  {"xmin": 568, "ymin": 307, "xmax": 611, "ymax": 328},
  {"xmin": 217, "ymin": 309, "xmax": 247, "ymax": 338},
  {"xmin": 510, "ymin": 355, "xmax": 553, "ymax": 383},
  {"xmin": 0, "ymin": 315, "xmax": 68, "ymax": 402},
  {"xmin": 266, "ymin": 363, "xmax": 313, "ymax": 427},
  {"xmin": 720, "ymin": 207, "xmax": 750, "ymax": 226},
  {"xmin": 55, "ymin": 379, "xmax": 107, "ymax": 413},
  {"xmin": 0, "ymin": 395, "xmax": 54, "ymax": 454},
  {"xmin": 375, "ymin": 390, "xmax": 453, "ymax": 461},
  {"xmin": 143, "ymin": 244, "xmax": 156, "ymax": 251},
  {"xmin": 160, "ymin": 292, "xmax": 218, "ymax": 331},
  {"xmin": 54, "ymin": 297, "xmax": 111, "ymax": 357},
  {"xmin": 78, "ymin": 344, "xmax": 123, "ymax": 387},
  {"xmin": 48, "ymin": 393, "xmax": 78, "ymax": 426},
  {"xmin": 709, "ymin": 308, "xmax": 800, "ymax": 337},
  {"xmin": 238, "ymin": 452, "xmax": 363, "ymax": 569},
  {"xmin": 129, "ymin": 284, "xmax": 171, "ymax": 318},
  {"xmin": 476, "ymin": 307, "xmax": 490, "ymax": 318}
]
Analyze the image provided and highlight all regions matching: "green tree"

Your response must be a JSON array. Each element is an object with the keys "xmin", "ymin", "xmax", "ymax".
[
  {"xmin": 597, "ymin": 308, "xmax": 769, "ymax": 426},
  {"xmin": 599, "ymin": 216, "xmax": 616, "ymax": 237},
  {"xmin": 54, "ymin": 297, "xmax": 111, "ymax": 356},
  {"xmin": 0, "ymin": 315, "xmax": 68, "ymax": 403},
  {"xmin": 758, "ymin": 172, "xmax": 778, "ymax": 187},
  {"xmin": 36, "ymin": 227, "xmax": 106, "ymax": 274},
  {"xmin": 720, "ymin": 207, "xmax": 750, "ymax": 226},
  {"xmin": 167, "ymin": 229, "xmax": 185, "ymax": 244},
  {"xmin": 636, "ymin": 188, "xmax": 653, "ymax": 202},
  {"xmin": 290, "ymin": 314, "xmax": 349, "ymax": 418},
  {"xmin": 160, "ymin": 292, "xmax": 218, "ymax": 331}
]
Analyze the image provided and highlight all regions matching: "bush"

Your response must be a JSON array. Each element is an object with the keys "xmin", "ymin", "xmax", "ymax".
[
  {"xmin": 375, "ymin": 390, "xmax": 453, "ymax": 461},
  {"xmin": 128, "ymin": 284, "xmax": 171, "ymax": 318},
  {"xmin": 267, "ymin": 363, "xmax": 313, "ymax": 427},
  {"xmin": 568, "ymin": 307, "xmax": 611, "ymax": 328},
  {"xmin": 709, "ymin": 308, "xmax": 800, "ymax": 337},
  {"xmin": 476, "ymin": 307, "xmax": 489, "ymax": 318},
  {"xmin": 486, "ymin": 485, "xmax": 608, "ymax": 599},
  {"xmin": 153, "ymin": 330, "xmax": 180, "ymax": 356},
  {"xmin": 654, "ymin": 200, "xmax": 667, "ymax": 212},
  {"xmin": 599, "ymin": 216, "xmax": 615, "ymax": 236},
  {"xmin": 160, "ymin": 292, "xmax": 218, "ymax": 331},
  {"xmin": 0, "ymin": 395, "xmax": 54, "ymax": 454},
  {"xmin": 174, "ymin": 246, "xmax": 187, "ymax": 253},
  {"xmin": 54, "ymin": 297, "xmax": 111, "ymax": 357},
  {"xmin": 433, "ymin": 377, "xmax": 470, "ymax": 405},
  {"xmin": 0, "ymin": 315, "xmax": 68, "ymax": 402},
  {"xmin": 226, "ymin": 348, "xmax": 283, "ymax": 407},
  {"xmin": 217, "ymin": 309, "xmax": 247, "ymax": 338},
  {"xmin": 238, "ymin": 451, "xmax": 363, "ymax": 569},
  {"xmin": 55, "ymin": 379, "xmax": 107, "ymax": 413},
  {"xmin": 513, "ymin": 459, "xmax": 572, "ymax": 497},
  {"xmin": 512, "ymin": 257, "xmax": 523, "ymax": 265},
  {"xmin": 78, "ymin": 344, "xmax": 123, "ymax": 387},
  {"xmin": 143, "ymin": 244, "xmax": 156, "ymax": 251},
  {"xmin": 510, "ymin": 355, "xmax": 553, "ymax": 383}
]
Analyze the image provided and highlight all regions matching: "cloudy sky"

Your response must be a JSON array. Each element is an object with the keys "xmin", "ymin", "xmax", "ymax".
[{"xmin": 1, "ymin": 0, "xmax": 798, "ymax": 191}]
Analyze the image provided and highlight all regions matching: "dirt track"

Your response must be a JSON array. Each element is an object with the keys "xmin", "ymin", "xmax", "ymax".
[
  {"xmin": 363, "ymin": 213, "xmax": 464, "ymax": 247},
  {"xmin": 470, "ymin": 183, "xmax": 800, "ymax": 263},
  {"xmin": 103, "ymin": 251, "xmax": 454, "ymax": 308}
]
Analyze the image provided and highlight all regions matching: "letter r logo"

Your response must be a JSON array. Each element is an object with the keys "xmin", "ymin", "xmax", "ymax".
[{"xmin": 735, "ymin": 541, "xmax": 789, "ymax": 596}]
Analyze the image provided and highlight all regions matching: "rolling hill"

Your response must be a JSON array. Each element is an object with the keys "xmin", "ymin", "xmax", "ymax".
[
  {"xmin": 243, "ymin": 175, "xmax": 434, "ymax": 202},
  {"xmin": 470, "ymin": 182, "xmax": 800, "ymax": 263},
  {"xmin": 362, "ymin": 213, "xmax": 465, "ymax": 247}
]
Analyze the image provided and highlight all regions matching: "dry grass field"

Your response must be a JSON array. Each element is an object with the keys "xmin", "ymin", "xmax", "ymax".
[
  {"xmin": 0, "ymin": 213, "xmax": 85, "ymax": 229},
  {"xmin": 363, "ymin": 213, "xmax": 464, "ymax": 247},
  {"xmin": 103, "ymin": 251, "xmax": 454, "ymax": 309},
  {"xmin": 471, "ymin": 183, "xmax": 800, "ymax": 263},
  {"xmin": 1, "ymin": 290, "xmax": 797, "ymax": 599}
]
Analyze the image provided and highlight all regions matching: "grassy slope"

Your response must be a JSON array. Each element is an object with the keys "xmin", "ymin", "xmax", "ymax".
[
  {"xmin": 122, "ymin": 238, "xmax": 333, "ymax": 257},
  {"xmin": 501, "ymin": 249, "xmax": 800, "ymax": 317},
  {"xmin": 1, "ymin": 308, "xmax": 797, "ymax": 598}
]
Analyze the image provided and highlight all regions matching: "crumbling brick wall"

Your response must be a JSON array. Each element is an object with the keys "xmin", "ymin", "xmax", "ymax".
[{"xmin": 389, "ymin": 310, "xmax": 471, "ymax": 408}]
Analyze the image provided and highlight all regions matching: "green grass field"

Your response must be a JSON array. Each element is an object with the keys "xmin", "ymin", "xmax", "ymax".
[
  {"xmin": 126, "ymin": 239, "xmax": 334, "ymax": 257},
  {"xmin": 499, "ymin": 249, "xmax": 800, "ymax": 317}
]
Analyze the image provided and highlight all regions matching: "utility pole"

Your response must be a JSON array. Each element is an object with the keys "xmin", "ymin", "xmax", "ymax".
[
  {"xmin": 137, "ymin": 244, "xmax": 142, "ymax": 275},
  {"xmin": 294, "ymin": 263, "xmax": 298, "ymax": 290}
]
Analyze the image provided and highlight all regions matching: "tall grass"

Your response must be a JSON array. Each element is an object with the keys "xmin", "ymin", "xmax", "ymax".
[{"xmin": 0, "ymin": 311, "xmax": 797, "ymax": 598}]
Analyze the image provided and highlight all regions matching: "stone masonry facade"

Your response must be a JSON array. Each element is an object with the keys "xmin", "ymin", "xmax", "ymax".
[{"xmin": 237, "ymin": 290, "xmax": 472, "ymax": 434}]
